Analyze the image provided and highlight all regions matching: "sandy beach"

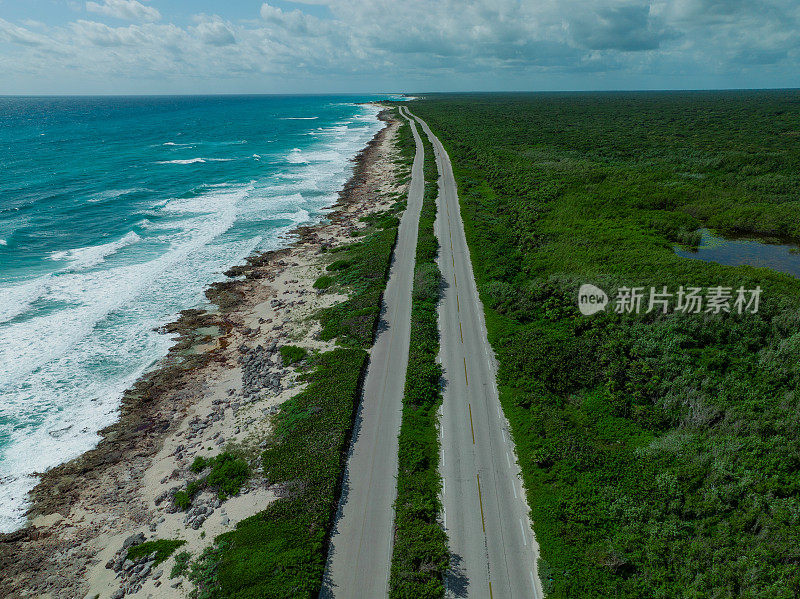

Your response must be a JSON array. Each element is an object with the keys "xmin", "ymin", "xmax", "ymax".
[{"xmin": 0, "ymin": 106, "xmax": 405, "ymax": 599}]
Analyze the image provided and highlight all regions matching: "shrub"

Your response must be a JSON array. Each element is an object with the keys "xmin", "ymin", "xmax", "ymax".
[
  {"xmin": 186, "ymin": 479, "xmax": 205, "ymax": 498},
  {"xmin": 170, "ymin": 550, "xmax": 191, "ymax": 578},
  {"xmin": 313, "ymin": 275, "xmax": 333, "ymax": 290},
  {"xmin": 190, "ymin": 456, "xmax": 208, "ymax": 473},
  {"xmin": 326, "ymin": 259, "xmax": 351, "ymax": 271},
  {"xmin": 127, "ymin": 539, "xmax": 186, "ymax": 566},
  {"xmin": 410, "ymin": 92, "xmax": 800, "ymax": 598},
  {"xmin": 205, "ymin": 453, "xmax": 250, "ymax": 500},
  {"xmin": 173, "ymin": 490, "xmax": 191, "ymax": 511},
  {"xmin": 188, "ymin": 349, "xmax": 369, "ymax": 598},
  {"xmin": 279, "ymin": 345, "xmax": 308, "ymax": 366}
]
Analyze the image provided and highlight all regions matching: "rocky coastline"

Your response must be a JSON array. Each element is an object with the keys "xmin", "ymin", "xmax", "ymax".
[{"xmin": 0, "ymin": 106, "xmax": 405, "ymax": 599}]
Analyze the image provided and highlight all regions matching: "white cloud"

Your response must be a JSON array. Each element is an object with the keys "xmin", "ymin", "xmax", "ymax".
[
  {"xmin": 0, "ymin": 18, "xmax": 47, "ymax": 46},
  {"xmin": 193, "ymin": 16, "xmax": 236, "ymax": 47},
  {"xmin": 0, "ymin": 0, "xmax": 798, "ymax": 92},
  {"xmin": 85, "ymin": 0, "xmax": 161, "ymax": 23}
]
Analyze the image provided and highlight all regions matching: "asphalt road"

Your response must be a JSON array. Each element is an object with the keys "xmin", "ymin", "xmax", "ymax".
[
  {"xmin": 410, "ymin": 111, "xmax": 545, "ymax": 599},
  {"xmin": 320, "ymin": 106, "xmax": 425, "ymax": 599}
]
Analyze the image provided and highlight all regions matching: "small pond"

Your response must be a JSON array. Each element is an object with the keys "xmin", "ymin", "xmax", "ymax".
[{"xmin": 675, "ymin": 229, "xmax": 800, "ymax": 279}]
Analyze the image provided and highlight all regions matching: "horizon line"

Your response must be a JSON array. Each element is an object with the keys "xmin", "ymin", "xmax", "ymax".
[{"xmin": 2, "ymin": 87, "xmax": 800, "ymax": 98}]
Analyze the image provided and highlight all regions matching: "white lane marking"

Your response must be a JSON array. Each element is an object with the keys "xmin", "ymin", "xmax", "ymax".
[
  {"xmin": 530, "ymin": 571, "xmax": 537, "ymax": 597},
  {"xmin": 501, "ymin": 429, "xmax": 506, "ymax": 443},
  {"xmin": 512, "ymin": 480, "xmax": 518, "ymax": 499},
  {"xmin": 506, "ymin": 451, "xmax": 512, "ymax": 468},
  {"xmin": 520, "ymin": 518, "xmax": 527, "ymax": 546}
]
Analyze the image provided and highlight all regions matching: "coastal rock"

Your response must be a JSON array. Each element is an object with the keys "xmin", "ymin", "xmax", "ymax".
[{"xmin": 122, "ymin": 532, "xmax": 145, "ymax": 550}]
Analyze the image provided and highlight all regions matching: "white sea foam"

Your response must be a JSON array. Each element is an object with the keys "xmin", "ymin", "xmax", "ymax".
[
  {"xmin": 157, "ymin": 158, "xmax": 206, "ymax": 165},
  {"xmin": 50, "ymin": 231, "xmax": 141, "ymax": 271},
  {"xmin": 281, "ymin": 117, "xmax": 318, "ymax": 120},
  {"xmin": 0, "ymin": 279, "xmax": 47, "ymax": 324},
  {"xmin": 156, "ymin": 158, "xmax": 236, "ymax": 165},
  {"xmin": 0, "ymin": 239, "xmax": 6, "ymax": 246},
  {"xmin": 286, "ymin": 149, "xmax": 346, "ymax": 164},
  {"xmin": 1, "ymin": 231, "xmax": 142, "ymax": 322},
  {"xmin": 87, "ymin": 188, "xmax": 147, "ymax": 203}
]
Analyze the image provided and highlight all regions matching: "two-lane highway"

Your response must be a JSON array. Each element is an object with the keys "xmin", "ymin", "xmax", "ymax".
[
  {"xmin": 410, "ymin": 111, "xmax": 544, "ymax": 598},
  {"xmin": 321, "ymin": 107, "xmax": 425, "ymax": 599}
]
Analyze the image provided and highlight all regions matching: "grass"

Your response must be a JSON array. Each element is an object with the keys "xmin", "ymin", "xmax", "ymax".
[
  {"xmin": 127, "ymin": 539, "xmax": 186, "ymax": 567},
  {"xmin": 389, "ymin": 114, "xmax": 449, "ymax": 598},
  {"xmin": 410, "ymin": 91, "xmax": 800, "ymax": 598}
]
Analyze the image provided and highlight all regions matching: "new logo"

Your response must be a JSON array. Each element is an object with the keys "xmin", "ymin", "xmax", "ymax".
[{"xmin": 578, "ymin": 283, "xmax": 608, "ymax": 315}]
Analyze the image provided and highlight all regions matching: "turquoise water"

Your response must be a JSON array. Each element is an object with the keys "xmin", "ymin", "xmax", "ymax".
[{"xmin": 0, "ymin": 95, "xmax": 388, "ymax": 531}]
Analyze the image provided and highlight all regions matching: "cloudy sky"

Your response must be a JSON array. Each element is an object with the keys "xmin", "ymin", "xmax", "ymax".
[{"xmin": 0, "ymin": 0, "xmax": 797, "ymax": 94}]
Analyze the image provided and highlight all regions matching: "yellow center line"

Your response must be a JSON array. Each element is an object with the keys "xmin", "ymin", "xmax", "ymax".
[
  {"xmin": 468, "ymin": 402, "xmax": 475, "ymax": 444},
  {"xmin": 459, "ymin": 321, "xmax": 463, "ymax": 343},
  {"xmin": 456, "ymin": 294, "xmax": 460, "ymax": 312},
  {"xmin": 477, "ymin": 473, "xmax": 486, "ymax": 533},
  {"xmin": 464, "ymin": 356, "xmax": 468, "ymax": 386},
  {"xmin": 489, "ymin": 582, "xmax": 494, "ymax": 599}
]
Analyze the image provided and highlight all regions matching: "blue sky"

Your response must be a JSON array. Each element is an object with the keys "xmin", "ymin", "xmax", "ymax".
[{"xmin": 0, "ymin": 0, "xmax": 798, "ymax": 94}]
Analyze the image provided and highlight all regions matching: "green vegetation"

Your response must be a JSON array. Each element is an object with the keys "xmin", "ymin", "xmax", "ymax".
[
  {"xmin": 171, "ymin": 550, "xmax": 192, "ymax": 578},
  {"xmin": 317, "ymin": 211, "xmax": 401, "ymax": 347},
  {"xmin": 326, "ymin": 258, "xmax": 352, "ymax": 272},
  {"xmin": 173, "ymin": 490, "xmax": 191, "ymax": 511},
  {"xmin": 183, "ymin": 113, "xmax": 414, "ymax": 598},
  {"xmin": 390, "ymin": 119, "xmax": 449, "ymax": 597},
  {"xmin": 410, "ymin": 91, "xmax": 800, "ymax": 598},
  {"xmin": 279, "ymin": 344, "xmax": 308, "ymax": 366},
  {"xmin": 206, "ymin": 453, "xmax": 250, "ymax": 500},
  {"xmin": 175, "ymin": 452, "xmax": 251, "ymax": 508},
  {"xmin": 127, "ymin": 539, "xmax": 186, "ymax": 567},
  {"xmin": 312, "ymin": 275, "xmax": 333, "ymax": 290},
  {"xmin": 187, "ymin": 349, "xmax": 368, "ymax": 599}
]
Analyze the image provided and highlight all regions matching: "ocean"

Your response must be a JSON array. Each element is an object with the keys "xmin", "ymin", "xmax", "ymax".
[{"xmin": 0, "ymin": 94, "xmax": 389, "ymax": 532}]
